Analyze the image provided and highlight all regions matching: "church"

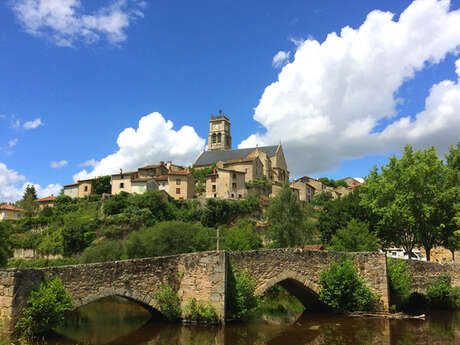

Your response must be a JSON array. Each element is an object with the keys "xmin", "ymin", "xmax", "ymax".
[{"xmin": 193, "ymin": 113, "xmax": 289, "ymax": 199}]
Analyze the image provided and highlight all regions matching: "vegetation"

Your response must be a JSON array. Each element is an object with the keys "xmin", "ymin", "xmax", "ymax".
[
  {"xmin": 91, "ymin": 176, "xmax": 111, "ymax": 195},
  {"xmin": 221, "ymin": 219, "xmax": 262, "ymax": 252},
  {"xmin": 19, "ymin": 185, "xmax": 38, "ymax": 218},
  {"xmin": 0, "ymin": 221, "xmax": 12, "ymax": 268},
  {"xmin": 182, "ymin": 298, "xmax": 218, "ymax": 323},
  {"xmin": 200, "ymin": 197, "xmax": 260, "ymax": 228},
  {"xmin": 16, "ymin": 277, "xmax": 73, "ymax": 338},
  {"xmin": 265, "ymin": 183, "xmax": 312, "ymax": 247},
  {"xmin": 319, "ymin": 259, "xmax": 377, "ymax": 312},
  {"xmin": 152, "ymin": 285, "xmax": 181, "ymax": 321},
  {"xmin": 386, "ymin": 258, "xmax": 412, "ymax": 309},
  {"xmin": 330, "ymin": 219, "xmax": 379, "ymax": 252},
  {"xmin": 226, "ymin": 268, "xmax": 258, "ymax": 320},
  {"xmin": 318, "ymin": 177, "xmax": 348, "ymax": 188},
  {"xmin": 427, "ymin": 275, "xmax": 460, "ymax": 309},
  {"xmin": 7, "ymin": 258, "xmax": 79, "ymax": 269}
]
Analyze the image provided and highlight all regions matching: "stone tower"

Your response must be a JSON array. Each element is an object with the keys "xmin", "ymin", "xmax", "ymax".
[{"xmin": 208, "ymin": 112, "xmax": 232, "ymax": 151}]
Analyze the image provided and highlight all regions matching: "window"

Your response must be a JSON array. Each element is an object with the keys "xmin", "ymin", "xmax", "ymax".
[
  {"xmin": 232, "ymin": 173, "xmax": 236, "ymax": 179},
  {"xmin": 232, "ymin": 183, "xmax": 237, "ymax": 189},
  {"xmin": 176, "ymin": 179, "xmax": 181, "ymax": 185},
  {"xmin": 211, "ymin": 176, "xmax": 216, "ymax": 183},
  {"xmin": 176, "ymin": 188, "xmax": 180, "ymax": 194},
  {"xmin": 231, "ymin": 193, "xmax": 234, "ymax": 198},
  {"xmin": 213, "ymin": 193, "xmax": 217, "ymax": 198},
  {"xmin": 212, "ymin": 133, "xmax": 216, "ymax": 143},
  {"xmin": 238, "ymin": 194, "xmax": 242, "ymax": 199},
  {"xmin": 84, "ymin": 186, "xmax": 88, "ymax": 192},
  {"xmin": 217, "ymin": 133, "xmax": 222, "ymax": 143},
  {"xmin": 212, "ymin": 185, "xmax": 216, "ymax": 192},
  {"xmin": 120, "ymin": 183, "xmax": 124, "ymax": 188}
]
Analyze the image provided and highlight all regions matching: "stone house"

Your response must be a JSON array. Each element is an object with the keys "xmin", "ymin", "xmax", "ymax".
[
  {"xmin": 111, "ymin": 171, "xmax": 138, "ymax": 195},
  {"xmin": 63, "ymin": 182, "xmax": 79, "ymax": 198},
  {"xmin": 131, "ymin": 177, "xmax": 159, "ymax": 194},
  {"xmin": 36, "ymin": 195, "xmax": 55, "ymax": 210},
  {"xmin": 78, "ymin": 179, "xmax": 93, "ymax": 197},
  {"xmin": 138, "ymin": 162, "xmax": 169, "ymax": 178},
  {"xmin": 154, "ymin": 175, "xmax": 169, "ymax": 192},
  {"xmin": 168, "ymin": 169, "xmax": 195, "ymax": 200},
  {"xmin": 219, "ymin": 157, "xmax": 265, "ymax": 183},
  {"xmin": 290, "ymin": 180, "xmax": 316, "ymax": 203},
  {"xmin": 343, "ymin": 177, "xmax": 363, "ymax": 188},
  {"xmin": 206, "ymin": 168, "xmax": 247, "ymax": 199},
  {"xmin": 0, "ymin": 204, "xmax": 23, "ymax": 220}
]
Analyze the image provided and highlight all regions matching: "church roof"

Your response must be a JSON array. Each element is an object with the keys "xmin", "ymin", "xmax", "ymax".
[{"xmin": 194, "ymin": 145, "xmax": 278, "ymax": 167}]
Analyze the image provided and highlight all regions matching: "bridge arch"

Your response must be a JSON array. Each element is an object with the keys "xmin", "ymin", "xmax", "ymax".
[
  {"xmin": 255, "ymin": 270, "xmax": 328, "ymax": 312},
  {"xmin": 71, "ymin": 288, "xmax": 164, "ymax": 319}
]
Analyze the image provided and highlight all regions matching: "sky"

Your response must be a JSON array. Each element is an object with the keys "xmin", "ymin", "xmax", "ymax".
[{"xmin": 1, "ymin": 0, "xmax": 460, "ymax": 202}]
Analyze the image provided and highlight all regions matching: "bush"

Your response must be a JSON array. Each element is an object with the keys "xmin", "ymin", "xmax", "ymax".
[
  {"xmin": 200, "ymin": 198, "xmax": 260, "ymax": 228},
  {"xmin": 39, "ymin": 206, "xmax": 53, "ymax": 218},
  {"xmin": 7, "ymin": 258, "xmax": 79, "ymax": 269},
  {"xmin": 16, "ymin": 277, "xmax": 73, "ymax": 338},
  {"xmin": 103, "ymin": 192, "xmax": 130, "ymax": 215},
  {"xmin": 330, "ymin": 219, "xmax": 379, "ymax": 252},
  {"xmin": 222, "ymin": 219, "xmax": 262, "ymax": 252},
  {"xmin": 319, "ymin": 259, "xmax": 377, "ymax": 312},
  {"xmin": 182, "ymin": 298, "xmax": 218, "ymax": 323},
  {"xmin": 80, "ymin": 240, "xmax": 125, "ymax": 264},
  {"xmin": 386, "ymin": 258, "xmax": 412, "ymax": 308},
  {"xmin": 61, "ymin": 214, "xmax": 97, "ymax": 256},
  {"xmin": 0, "ymin": 221, "xmax": 13, "ymax": 268},
  {"xmin": 152, "ymin": 285, "xmax": 181, "ymax": 321},
  {"xmin": 427, "ymin": 274, "xmax": 458, "ymax": 309},
  {"xmin": 234, "ymin": 269, "xmax": 258, "ymax": 319}
]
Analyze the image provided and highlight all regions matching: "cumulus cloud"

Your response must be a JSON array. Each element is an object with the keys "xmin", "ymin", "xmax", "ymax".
[
  {"xmin": 11, "ymin": 0, "xmax": 145, "ymax": 47},
  {"xmin": 8, "ymin": 138, "xmax": 18, "ymax": 148},
  {"xmin": 50, "ymin": 160, "xmax": 68, "ymax": 168},
  {"xmin": 73, "ymin": 112, "xmax": 206, "ymax": 181},
  {"xmin": 0, "ymin": 163, "xmax": 61, "ymax": 202},
  {"xmin": 240, "ymin": 0, "xmax": 460, "ymax": 176},
  {"xmin": 23, "ymin": 118, "xmax": 43, "ymax": 129},
  {"xmin": 272, "ymin": 50, "xmax": 291, "ymax": 68}
]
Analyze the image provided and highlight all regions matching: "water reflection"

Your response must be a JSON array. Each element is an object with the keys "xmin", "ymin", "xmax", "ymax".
[{"xmin": 41, "ymin": 297, "xmax": 459, "ymax": 345}]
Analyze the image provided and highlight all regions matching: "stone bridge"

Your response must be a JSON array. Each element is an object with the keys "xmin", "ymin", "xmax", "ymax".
[{"xmin": 1, "ymin": 249, "xmax": 459, "ymax": 335}]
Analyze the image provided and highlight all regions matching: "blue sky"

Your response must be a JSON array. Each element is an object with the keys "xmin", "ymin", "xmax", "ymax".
[{"xmin": 1, "ymin": 0, "xmax": 460, "ymax": 201}]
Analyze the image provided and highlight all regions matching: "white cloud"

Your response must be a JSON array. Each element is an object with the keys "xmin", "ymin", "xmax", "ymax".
[
  {"xmin": 8, "ymin": 138, "xmax": 18, "ymax": 148},
  {"xmin": 50, "ymin": 160, "xmax": 68, "ymax": 168},
  {"xmin": 11, "ymin": 0, "xmax": 145, "ymax": 47},
  {"xmin": 240, "ymin": 0, "xmax": 460, "ymax": 176},
  {"xmin": 12, "ymin": 119, "xmax": 21, "ymax": 128},
  {"xmin": 272, "ymin": 50, "xmax": 291, "ymax": 68},
  {"xmin": 23, "ymin": 118, "xmax": 43, "ymax": 129},
  {"xmin": 73, "ymin": 112, "xmax": 206, "ymax": 181},
  {"xmin": 0, "ymin": 114, "xmax": 5, "ymax": 119},
  {"xmin": 80, "ymin": 158, "xmax": 98, "ymax": 168},
  {"xmin": 0, "ymin": 163, "xmax": 61, "ymax": 202}
]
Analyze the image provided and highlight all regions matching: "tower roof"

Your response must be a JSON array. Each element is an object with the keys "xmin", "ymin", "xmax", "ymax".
[{"xmin": 194, "ymin": 145, "xmax": 278, "ymax": 167}]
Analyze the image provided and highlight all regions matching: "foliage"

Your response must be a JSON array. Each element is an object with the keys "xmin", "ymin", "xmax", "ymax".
[
  {"xmin": 256, "ymin": 286, "xmax": 304, "ymax": 318},
  {"xmin": 125, "ymin": 221, "xmax": 214, "ymax": 259},
  {"xmin": 16, "ymin": 278, "xmax": 73, "ymax": 338},
  {"xmin": 103, "ymin": 192, "xmax": 130, "ymax": 215},
  {"xmin": 61, "ymin": 213, "xmax": 97, "ymax": 256},
  {"xmin": 221, "ymin": 219, "xmax": 262, "ymax": 252},
  {"xmin": 190, "ymin": 165, "xmax": 216, "ymax": 184},
  {"xmin": 319, "ymin": 259, "xmax": 377, "ymax": 312},
  {"xmin": 200, "ymin": 197, "xmax": 260, "ymax": 228},
  {"xmin": 265, "ymin": 183, "xmax": 311, "ymax": 247},
  {"xmin": 182, "ymin": 298, "xmax": 218, "ymax": 323},
  {"xmin": 245, "ymin": 177, "xmax": 270, "ymax": 189},
  {"xmin": 152, "ymin": 285, "xmax": 181, "ymax": 321},
  {"xmin": 173, "ymin": 200, "xmax": 203, "ymax": 223},
  {"xmin": 427, "ymin": 274, "xmax": 460, "ymax": 309},
  {"xmin": 386, "ymin": 258, "xmax": 412, "ymax": 308},
  {"xmin": 330, "ymin": 219, "xmax": 379, "ymax": 252},
  {"xmin": 7, "ymin": 258, "xmax": 79, "ymax": 269},
  {"xmin": 318, "ymin": 177, "xmax": 348, "ymax": 188},
  {"xmin": 0, "ymin": 222, "xmax": 13, "ymax": 268},
  {"xmin": 39, "ymin": 206, "xmax": 53, "ymax": 218},
  {"xmin": 80, "ymin": 240, "xmax": 125, "ymax": 263},
  {"xmin": 37, "ymin": 226, "xmax": 64, "ymax": 255},
  {"xmin": 361, "ymin": 145, "xmax": 447, "ymax": 261},
  {"xmin": 19, "ymin": 185, "xmax": 38, "ymax": 217},
  {"xmin": 311, "ymin": 190, "xmax": 334, "ymax": 206},
  {"xmin": 91, "ymin": 176, "xmax": 111, "ymax": 195},
  {"xmin": 226, "ymin": 266, "xmax": 258, "ymax": 320}
]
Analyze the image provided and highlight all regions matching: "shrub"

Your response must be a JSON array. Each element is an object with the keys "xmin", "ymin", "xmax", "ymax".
[
  {"xmin": 7, "ymin": 258, "xmax": 79, "ymax": 269},
  {"xmin": 386, "ymin": 258, "xmax": 412, "ymax": 308},
  {"xmin": 80, "ymin": 240, "xmax": 125, "ymax": 264},
  {"xmin": 61, "ymin": 214, "xmax": 96, "ymax": 256},
  {"xmin": 0, "ymin": 221, "xmax": 13, "ymax": 268},
  {"xmin": 16, "ymin": 277, "xmax": 73, "ymax": 338},
  {"xmin": 182, "ymin": 298, "xmax": 218, "ymax": 323},
  {"xmin": 222, "ymin": 219, "xmax": 262, "ymax": 252},
  {"xmin": 103, "ymin": 192, "xmax": 130, "ymax": 215},
  {"xmin": 39, "ymin": 206, "xmax": 53, "ymax": 218},
  {"xmin": 427, "ymin": 274, "xmax": 458, "ymax": 309},
  {"xmin": 152, "ymin": 285, "xmax": 181, "ymax": 321},
  {"xmin": 234, "ymin": 269, "xmax": 258, "ymax": 319},
  {"xmin": 319, "ymin": 259, "xmax": 377, "ymax": 312}
]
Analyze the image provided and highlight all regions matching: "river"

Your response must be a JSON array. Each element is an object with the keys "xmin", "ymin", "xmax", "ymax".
[{"xmin": 35, "ymin": 296, "xmax": 459, "ymax": 345}]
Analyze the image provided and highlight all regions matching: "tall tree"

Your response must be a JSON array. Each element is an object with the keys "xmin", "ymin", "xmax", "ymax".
[
  {"xmin": 91, "ymin": 176, "xmax": 111, "ymax": 194},
  {"xmin": 361, "ymin": 145, "xmax": 445, "ymax": 260},
  {"xmin": 0, "ymin": 221, "xmax": 13, "ymax": 268},
  {"xmin": 20, "ymin": 185, "xmax": 38, "ymax": 217},
  {"xmin": 265, "ymin": 183, "xmax": 310, "ymax": 247}
]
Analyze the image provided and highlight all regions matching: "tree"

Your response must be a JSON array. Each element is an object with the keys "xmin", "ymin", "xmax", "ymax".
[
  {"xmin": 330, "ymin": 219, "xmax": 379, "ymax": 252},
  {"xmin": 91, "ymin": 176, "xmax": 111, "ymax": 195},
  {"xmin": 311, "ymin": 190, "xmax": 333, "ymax": 206},
  {"xmin": 20, "ymin": 185, "xmax": 38, "ymax": 217},
  {"xmin": 61, "ymin": 214, "xmax": 96, "ymax": 256},
  {"xmin": 318, "ymin": 177, "xmax": 347, "ymax": 188},
  {"xmin": 361, "ymin": 145, "xmax": 445, "ymax": 261},
  {"xmin": 222, "ymin": 219, "xmax": 262, "ymax": 251},
  {"xmin": 265, "ymin": 183, "xmax": 310, "ymax": 247},
  {"xmin": 0, "ymin": 221, "xmax": 13, "ymax": 268}
]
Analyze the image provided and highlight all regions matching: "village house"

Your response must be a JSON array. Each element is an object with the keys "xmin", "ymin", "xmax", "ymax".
[
  {"xmin": 36, "ymin": 195, "xmax": 55, "ymax": 209},
  {"xmin": 168, "ymin": 169, "xmax": 195, "ymax": 200},
  {"xmin": 111, "ymin": 171, "xmax": 138, "ymax": 195},
  {"xmin": 290, "ymin": 179, "xmax": 316, "ymax": 203},
  {"xmin": 154, "ymin": 175, "xmax": 169, "ymax": 192},
  {"xmin": 206, "ymin": 167, "xmax": 246, "ymax": 199},
  {"xmin": 0, "ymin": 204, "xmax": 23, "ymax": 220},
  {"xmin": 63, "ymin": 182, "xmax": 79, "ymax": 198},
  {"xmin": 78, "ymin": 179, "xmax": 93, "ymax": 197}
]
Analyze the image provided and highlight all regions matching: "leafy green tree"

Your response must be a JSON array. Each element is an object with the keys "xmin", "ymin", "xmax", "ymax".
[
  {"xmin": 200, "ymin": 197, "xmax": 260, "ymax": 228},
  {"xmin": 319, "ymin": 260, "xmax": 377, "ymax": 312},
  {"xmin": 80, "ymin": 240, "xmax": 125, "ymax": 263},
  {"xmin": 265, "ymin": 183, "xmax": 311, "ymax": 248},
  {"xmin": 222, "ymin": 219, "xmax": 262, "ymax": 252},
  {"xmin": 61, "ymin": 214, "xmax": 96, "ymax": 256},
  {"xmin": 361, "ymin": 145, "xmax": 446, "ymax": 261},
  {"xmin": 311, "ymin": 190, "xmax": 334, "ymax": 206},
  {"xmin": 386, "ymin": 258, "xmax": 412, "ymax": 308},
  {"xmin": 318, "ymin": 177, "xmax": 348, "ymax": 188},
  {"xmin": 103, "ymin": 192, "xmax": 130, "ymax": 215},
  {"xmin": 0, "ymin": 221, "xmax": 13, "ymax": 268},
  {"xmin": 91, "ymin": 176, "xmax": 111, "ymax": 194},
  {"xmin": 17, "ymin": 277, "xmax": 73, "ymax": 338},
  {"xmin": 330, "ymin": 219, "xmax": 379, "ymax": 252},
  {"xmin": 20, "ymin": 185, "xmax": 38, "ymax": 217}
]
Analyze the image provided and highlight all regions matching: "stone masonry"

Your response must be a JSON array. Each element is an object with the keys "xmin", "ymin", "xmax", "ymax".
[{"xmin": 1, "ymin": 249, "xmax": 460, "ymax": 336}]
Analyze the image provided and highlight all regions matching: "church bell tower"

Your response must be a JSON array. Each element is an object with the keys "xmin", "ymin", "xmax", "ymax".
[{"xmin": 208, "ymin": 111, "xmax": 232, "ymax": 151}]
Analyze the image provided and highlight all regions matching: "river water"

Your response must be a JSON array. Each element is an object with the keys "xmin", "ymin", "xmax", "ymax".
[{"xmin": 38, "ymin": 296, "xmax": 459, "ymax": 345}]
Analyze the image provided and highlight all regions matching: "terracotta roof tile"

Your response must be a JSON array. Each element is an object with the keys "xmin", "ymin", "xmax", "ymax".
[
  {"xmin": 37, "ymin": 195, "xmax": 55, "ymax": 202},
  {"xmin": 0, "ymin": 204, "xmax": 23, "ymax": 212}
]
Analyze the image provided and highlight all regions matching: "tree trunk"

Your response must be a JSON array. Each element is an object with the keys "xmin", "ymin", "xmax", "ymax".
[
  {"xmin": 425, "ymin": 247, "xmax": 431, "ymax": 261},
  {"xmin": 451, "ymin": 249, "xmax": 455, "ymax": 263}
]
